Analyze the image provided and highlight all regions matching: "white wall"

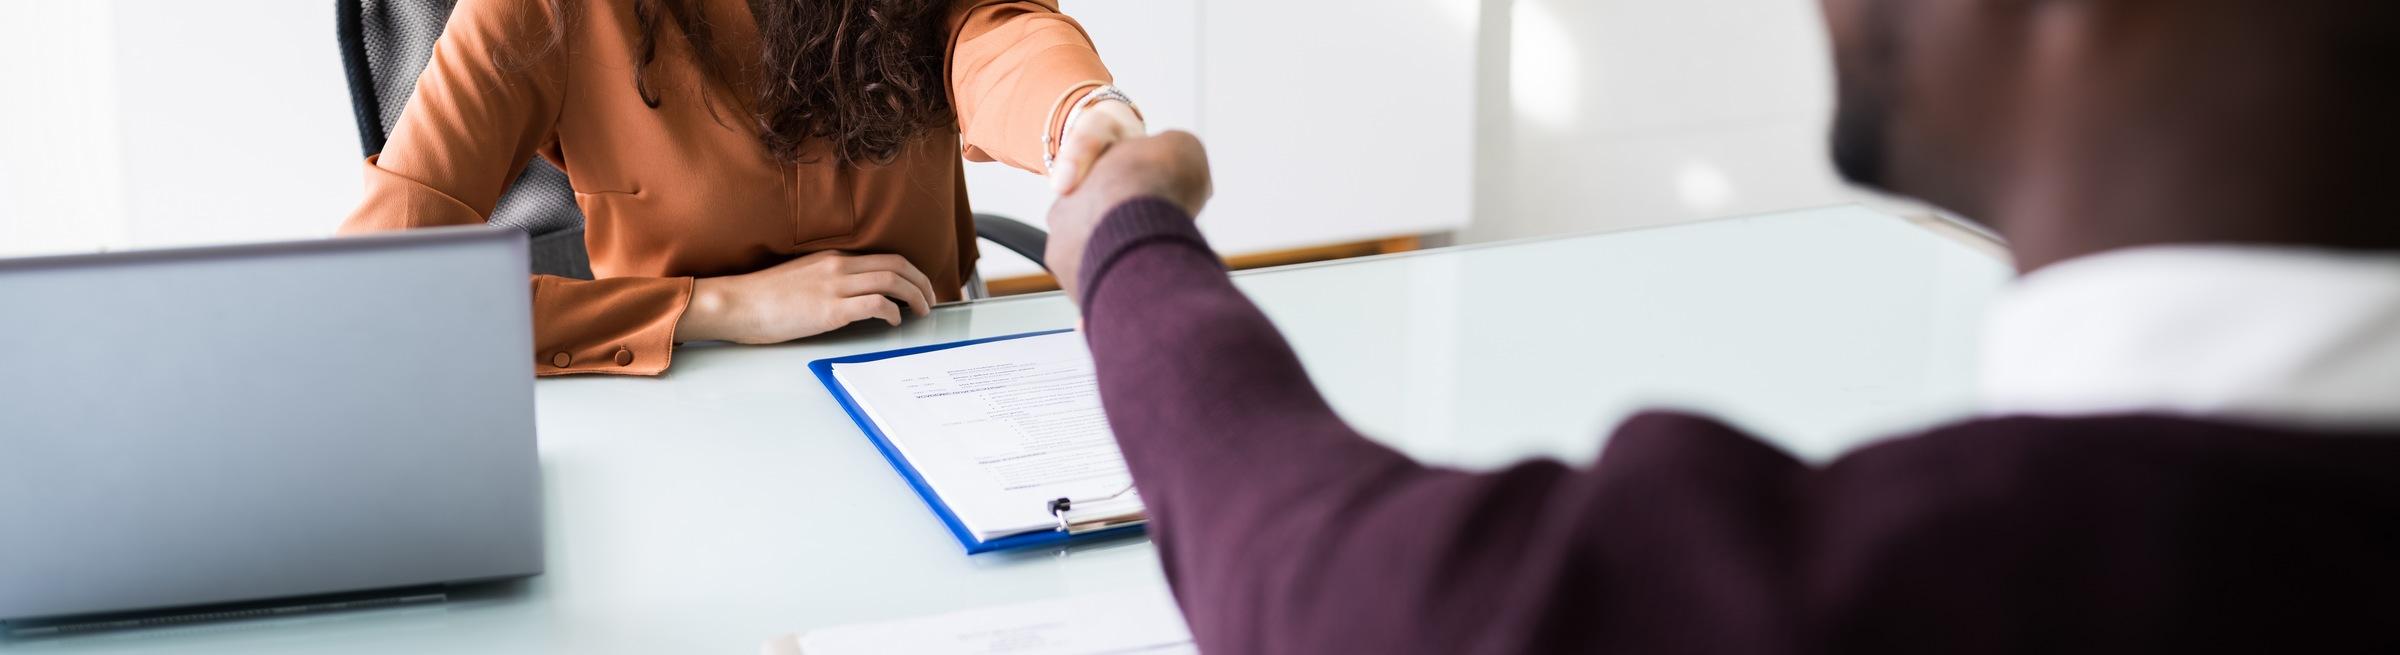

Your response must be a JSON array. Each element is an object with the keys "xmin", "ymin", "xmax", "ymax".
[
  {"xmin": 2, "ymin": 0, "xmax": 1477, "ymax": 272},
  {"xmin": 1196, "ymin": 0, "xmax": 1478, "ymax": 254},
  {"xmin": 0, "ymin": 1, "xmax": 362, "ymax": 258},
  {"xmin": 2, "ymin": 0, "xmax": 1888, "ymax": 264},
  {"xmin": 112, "ymin": 3, "xmax": 368, "ymax": 249},
  {"xmin": 0, "ymin": 3, "xmax": 132, "ymax": 256},
  {"xmin": 1468, "ymin": 0, "xmax": 1910, "ymax": 243}
]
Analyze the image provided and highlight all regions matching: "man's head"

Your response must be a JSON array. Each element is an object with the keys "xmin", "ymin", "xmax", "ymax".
[{"xmin": 1820, "ymin": 0, "xmax": 2400, "ymax": 268}]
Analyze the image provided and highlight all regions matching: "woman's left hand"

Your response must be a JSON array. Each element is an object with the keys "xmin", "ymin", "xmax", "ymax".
[{"xmin": 1049, "ymin": 100, "xmax": 1146, "ymax": 194}]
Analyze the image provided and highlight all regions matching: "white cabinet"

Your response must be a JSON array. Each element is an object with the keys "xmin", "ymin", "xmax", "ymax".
[
  {"xmin": 964, "ymin": 0, "xmax": 1479, "ymax": 276},
  {"xmin": 1197, "ymin": 0, "xmax": 1479, "ymax": 255}
]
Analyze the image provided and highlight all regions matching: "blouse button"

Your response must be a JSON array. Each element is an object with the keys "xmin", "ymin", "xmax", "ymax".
[
  {"xmin": 551, "ymin": 352, "xmax": 572, "ymax": 368},
  {"xmin": 614, "ymin": 347, "xmax": 635, "ymax": 367}
]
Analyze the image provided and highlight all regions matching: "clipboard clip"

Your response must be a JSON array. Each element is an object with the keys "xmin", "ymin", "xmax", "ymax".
[{"xmin": 1046, "ymin": 484, "xmax": 1137, "ymax": 534}]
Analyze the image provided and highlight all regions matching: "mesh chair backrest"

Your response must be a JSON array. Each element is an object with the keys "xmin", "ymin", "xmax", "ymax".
[
  {"xmin": 360, "ymin": 0, "xmax": 451, "ymax": 140},
  {"xmin": 353, "ymin": 0, "xmax": 587, "ymax": 247}
]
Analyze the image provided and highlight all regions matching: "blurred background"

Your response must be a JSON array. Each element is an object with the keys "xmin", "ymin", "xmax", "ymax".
[{"xmin": 0, "ymin": 0, "xmax": 1915, "ymax": 289}]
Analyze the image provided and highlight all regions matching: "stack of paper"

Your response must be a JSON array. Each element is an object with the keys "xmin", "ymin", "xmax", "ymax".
[
  {"xmin": 765, "ymin": 587, "xmax": 1195, "ymax": 655},
  {"xmin": 830, "ymin": 332, "xmax": 1145, "ymax": 541}
]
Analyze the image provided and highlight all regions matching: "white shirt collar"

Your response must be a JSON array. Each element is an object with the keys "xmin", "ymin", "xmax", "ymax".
[{"xmin": 1979, "ymin": 244, "xmax": 2400, "ymax": 430}]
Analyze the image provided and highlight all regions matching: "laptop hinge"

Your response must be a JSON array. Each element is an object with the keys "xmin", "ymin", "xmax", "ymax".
[{"xmin": 3, "ymin": 585, "xmax": 449, "ymax": 638}]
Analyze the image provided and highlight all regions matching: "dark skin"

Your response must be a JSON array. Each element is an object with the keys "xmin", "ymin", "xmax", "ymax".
[
  {"xmin": 1055, "ymin": 0, "xmax": 2400, "ymax": 277},
  {"xmin": 1825, "ymin": 0, "xmax": 2400, "ymax": 271}
]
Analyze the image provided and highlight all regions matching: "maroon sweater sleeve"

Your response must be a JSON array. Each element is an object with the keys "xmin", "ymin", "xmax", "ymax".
[
  {"xmin": 1073, "ymin": 198, "xmax": 2400, "ymax": 654},
  {"xmin": 1076, "ymin": 199, "xmax": 1800, "ymax": 653}
]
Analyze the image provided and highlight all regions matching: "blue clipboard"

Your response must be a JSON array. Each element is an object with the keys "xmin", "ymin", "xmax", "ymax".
[{"xmin": 810, "ymin": 329, "xmax": 1148, "ymax": 554}]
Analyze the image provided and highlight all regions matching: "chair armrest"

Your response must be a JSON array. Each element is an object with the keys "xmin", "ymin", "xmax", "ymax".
[{"xmin": 973, "ymin": 213, "xmax": 1049, "ymax": 271}]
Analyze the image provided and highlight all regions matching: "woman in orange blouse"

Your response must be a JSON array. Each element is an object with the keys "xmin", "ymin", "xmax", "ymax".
[{"xmin": 340, "ymin": 0, "xmax": 1142, "ymax": 376}]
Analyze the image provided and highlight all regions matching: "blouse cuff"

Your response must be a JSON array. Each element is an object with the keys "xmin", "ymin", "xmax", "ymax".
[{"xmin": 530, "ymin": 275, "xmax": 693, "ymax": 377}]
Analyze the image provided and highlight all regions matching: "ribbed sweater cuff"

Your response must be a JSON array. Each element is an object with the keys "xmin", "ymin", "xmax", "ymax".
[{"xmin": 1078, "ymin": 197, "xmax": 1218, "ymax": 307}]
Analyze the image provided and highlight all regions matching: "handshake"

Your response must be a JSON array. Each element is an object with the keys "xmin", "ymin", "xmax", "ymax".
[{"xmin": 1043, "ymin": 130, "xmax": 1213, "ymax": 304}]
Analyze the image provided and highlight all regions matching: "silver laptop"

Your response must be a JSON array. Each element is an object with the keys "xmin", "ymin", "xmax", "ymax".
[{"xmin": 0, "ymin": 226, "xmax": 543, "ymax": 625}]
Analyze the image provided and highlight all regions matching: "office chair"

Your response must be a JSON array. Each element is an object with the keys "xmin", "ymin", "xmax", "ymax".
[{"xmin": 334, "ymin": 0, "xmax": 1048, "ymax": 298}]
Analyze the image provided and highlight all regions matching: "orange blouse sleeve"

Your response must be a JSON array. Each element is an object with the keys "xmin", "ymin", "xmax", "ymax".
[
  {"xmin": 338, "ymin": 0, "xmax": 689, "ymax": 377},
  {"xmin": 946, "ymin": 0, "xmax": 1116, "ymax": 174}
]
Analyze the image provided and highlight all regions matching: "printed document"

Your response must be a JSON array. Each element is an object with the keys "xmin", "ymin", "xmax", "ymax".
[
  {"xmin": 764, "ymin": 586, "xmax": 1194, "ymax": 655},
  {"xmin": 832, "ymin": 332, "xmax": 1142, "ymax": 541}
]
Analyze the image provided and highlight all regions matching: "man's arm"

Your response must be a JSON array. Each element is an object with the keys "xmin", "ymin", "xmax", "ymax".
[
  {"xmin": 1075, "ymin": 208, "xmax": 2400, "ymax": 653},
  {"xmin": 1047, "ymin": 137, "xmax": 1804, "ymax": 652},
  {"xmin": 1075, "ymin": 199, "xmax": 1500, "ymax": 653}
]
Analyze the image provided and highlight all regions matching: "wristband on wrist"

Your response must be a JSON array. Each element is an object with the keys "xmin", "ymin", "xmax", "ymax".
[{"xmin": 1043, "ymin": 84, "xmax": 1144, "ymax": 172}]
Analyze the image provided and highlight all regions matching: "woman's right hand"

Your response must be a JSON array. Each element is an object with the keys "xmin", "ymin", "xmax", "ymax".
[{"xmin": 675, "ymin": 251, "xmax": 936, "ymax": 344}]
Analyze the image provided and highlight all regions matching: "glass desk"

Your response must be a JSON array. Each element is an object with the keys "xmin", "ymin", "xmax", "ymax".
[{"xmin": 1, "ymin": 205, "xmax": 2011, "ymax": 654}]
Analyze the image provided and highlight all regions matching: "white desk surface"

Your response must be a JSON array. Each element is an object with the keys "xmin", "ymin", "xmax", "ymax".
[{"xmin": 1, "ymin": 205, "xmax": 2012, "ymax": 654}]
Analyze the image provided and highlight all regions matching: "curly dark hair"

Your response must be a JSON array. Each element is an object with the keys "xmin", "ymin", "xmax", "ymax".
[{"xmin": 540, "ymin": 0, "xmax": 954, "ymax": 168}]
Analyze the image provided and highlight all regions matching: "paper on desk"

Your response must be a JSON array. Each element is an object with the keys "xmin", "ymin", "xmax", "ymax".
[
  {"xmin": 832, "ymin": 331, "xmax": 1142, "ymax": 541},
  {"xmin": 764, "ymin": 587, "xmax": 1195, "ymax": 655}
]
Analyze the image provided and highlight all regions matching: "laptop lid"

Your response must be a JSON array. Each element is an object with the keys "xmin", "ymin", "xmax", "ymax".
[{"xmin": 0, "ymin": 226, "xmax": 543, "ymax": 622}]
